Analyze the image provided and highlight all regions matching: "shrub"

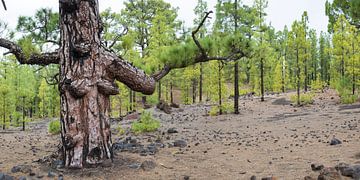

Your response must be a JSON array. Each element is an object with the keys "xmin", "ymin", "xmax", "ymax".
[
  {"xmin": 209, "ymin": 106, "xmax": 219, "ymax": 116},
  {"xmin": 131, "ymin": 111, "xmax": 160, "ymax": 134},
  {"xmin": 116, "ymin": 125, "xmax": 126, "ymax": 136},
  {"xmin": 290, "ymin": 93, "xmax": 314, "ymax": 105},
  {"xmin": 48, "ymin": 120, "xmax": 61, "ymax": 134},
  {"xmin": 340, "ymin": 94, "xmax": 358, "ymax": 104}
]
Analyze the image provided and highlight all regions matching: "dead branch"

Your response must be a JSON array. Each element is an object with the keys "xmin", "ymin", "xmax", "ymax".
[
  {"xmin": 0, "ymin": 38, "xmax": 59, "ymax": 65},
  {"xmin": 1, "ymin": 0, "xmax": 6, "ymax": 10}
]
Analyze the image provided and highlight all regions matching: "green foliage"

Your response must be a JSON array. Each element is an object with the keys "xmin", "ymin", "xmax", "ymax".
[
  {"xmin": 311, "ymin": 75, "xmax": 326, "ymax": 92},
  {"xmin": 131, "ymin": 111, "xmax": 160, "ymax": 134},
  {"xmin": 290, "ymin": 93, "xmax": 314, "ymax": 105},
  {"xmin": 341, "ymin": 94, "xmax": 358, "ymax": 104},
  {"xmin": 209, "ymin": 106, "xmax": 219, "ymax": 116},
  {"xmin": 48, "ymin": 120, "xmax": 61, "ymax": 135},
  {"xmin": 116, "ymin": 125, "xmax": 126, "ymax": 136}
]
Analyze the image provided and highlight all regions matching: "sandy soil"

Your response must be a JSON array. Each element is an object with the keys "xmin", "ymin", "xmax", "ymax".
[{"xmin": 0, "ymin": 89, "xmax": 359, "ymax": 180}]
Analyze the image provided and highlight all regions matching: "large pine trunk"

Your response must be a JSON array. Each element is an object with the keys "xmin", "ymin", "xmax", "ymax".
[{"xmin": 59, "ymin": 0, "xmax": 113, "ymax": 168}]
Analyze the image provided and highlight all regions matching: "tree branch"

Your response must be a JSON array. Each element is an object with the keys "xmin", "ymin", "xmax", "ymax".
[
  {"xmin": 105, "ymin": 50, "xmax": 155, "ymax": 95},
  {"xmin": 1, "ymin": 0, "xmax": 6, "ymax": 10},
  {"xmin": 0, "ymin": 38, "xmax": 59, "ymax": 65},
  {"xmin": 192, "ymin": 11, "xmax": 213, "ymax": 57}
]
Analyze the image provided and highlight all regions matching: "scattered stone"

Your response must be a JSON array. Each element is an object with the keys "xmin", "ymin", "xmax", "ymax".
[
  {"xmin": 167, "ymin": 128, "xmax": 178, "ymax": 134},
  {"xmin": 311, "ymin": 163, "xmax": 324, "ymax": 171},
  {"xmin": 330, "ymin": 138, "xmax": 342, "ymax": 145},
  {"xmin": 140, "ymin": 160, "xmax": 156, "ymax": 171},
  {"xmin": 261, "ymin": 177, "xmax": 277, "ymax": 180},
  {"xmin": 58, "ymin": 174, "xmax": 64, "ymax": 180},
  {"xmin": 101, "ymin": 159, "xmax": 113, "ymax": 168},
  {"xmin": 48, "ymin": 171, "xmax": 56, "ymax": 177},
  {"xmin": 173, "ymin": 140, "xmax": 187, "ymax": 148},
  {"xmin": 170, "ymin": 103, "xmax": 180, "ymax": 108},
  {"xmin": 11, "ymin": 165, "xmax": 32, "ymax": 174},
  {"xmin": 29, "ymin": 172, "xmax": 36, "ymax": 176},
  {"xmin": 304, "ymin": 176, "xmax": 315, "ymax": 180},
  {"xmin": 250, "ymin": 176, "xmax": 256, "ymax": 180},
  {"xmin": 51, "ymin": 160, "xmax": 64, "ymax": 169},
  {"xmin": 128, "ymin": 163, "xmax": 141, "ymax": 169},
  {"xmin": 317, "ymin": 167, "xmax": 342, "ymax": 180},
  {"xmin": 338, "ymin": 164, "xmax": 360, "ymax": 178},
  {"xmin": 156, "ymin": 100, "xmax": 171, "ymax": 114},
  {"xmin": 0, "ymin": 173, "xmax": 14, "ymax": 180},
  {"xmin": 184, "ymin": 175, "xmax": 190, "ymax": 180},
  {"xmin": 18, "ymin": 176, "xmax": 26, "ymax": 180}
]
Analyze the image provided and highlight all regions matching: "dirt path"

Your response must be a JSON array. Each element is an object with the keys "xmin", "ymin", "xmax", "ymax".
[{"xmin": 0, "ymin": 90, "xmax": 359, "ymax": 179}]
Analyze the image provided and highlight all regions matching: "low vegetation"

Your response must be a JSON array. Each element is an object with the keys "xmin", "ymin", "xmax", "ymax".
[
  {"xmin": 131, "ymin": 111, "xmax": 160, "ymax": 134},
  {"xmin": 48, "ymin": 120, "xmax": 61, "ymax": 135}
]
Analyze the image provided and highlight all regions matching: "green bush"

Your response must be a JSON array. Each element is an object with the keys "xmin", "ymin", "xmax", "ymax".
[
  {"xmin": 220, "ymin": 102, "xmax": 233, "ymax": 114},
  {"xmin": 117, "ymin": 125, "xmax": 126, "ymax": 136},
  {"xmin": 131, "ymin": 111, "xmax": 160, "ymax": 134},
  {"xmin": 290, "ymin": 93, "xmax": 314, "ymax": 105},
  {"xmin": 48, "ymin": 120, "xmax": 61, "ymax": 134},
  {"xmin": 341, "ymin": 94, "xmax": 358, "ymax": 104},
  {"xmin": 209, "ymin": 106, "xmax": 219, "ymax": 116}
]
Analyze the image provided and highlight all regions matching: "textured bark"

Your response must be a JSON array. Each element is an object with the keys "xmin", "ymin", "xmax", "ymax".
[{"xmin": 58, "ymin": 0, "xmax": 155, "ymax": 168}]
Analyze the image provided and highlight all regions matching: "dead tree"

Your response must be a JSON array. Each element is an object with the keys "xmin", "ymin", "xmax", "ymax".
[{"xmin": 0, "ymin": 1, "xmax": 244, "ymax": 168}]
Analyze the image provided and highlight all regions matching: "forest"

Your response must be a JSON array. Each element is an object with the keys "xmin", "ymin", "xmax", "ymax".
[{"xmin": 0, "ymin": 0, "xmax": 359, "ymax": 179}]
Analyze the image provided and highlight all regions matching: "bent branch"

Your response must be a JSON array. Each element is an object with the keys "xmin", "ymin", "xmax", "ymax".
[
  {"xmin": 105, "ymin": 51, "xmax": 156, "ymax": 95},
  {"xmin": 0, "ymin": 38, "xmax": 59, "ymax": 65}
]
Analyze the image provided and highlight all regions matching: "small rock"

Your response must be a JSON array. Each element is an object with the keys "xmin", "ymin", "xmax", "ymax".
[
  {"xmin": 183, "ymin": 175, "xmax": 190, "ymax": 180},
  {"xmin": 156, "ymin": 100, "xmax": 171, "ymax": 114},
  {"xmin": 340, "ymin": 164, "xmax": 360, "ymax": 178},
  {"xmin": 0, "ymin": 173, "xmax": 14, "ymax": 180},
  {"xmin": 261, "ymin": 177, "xmax": 277, "ymax": 180},
  {"xmin": 174, "ymin": 140, "xmax": 187, "ymax": 148},
  {"xmin": 128, "ymin": 163, "xmax": 141, "ymax": 169},
  {"xmin": 318, "ymin": 167, "xmax": 342, "ymax": 180},
  {"xmin": 304, "ymin": 176, "xmax": 315, "ymax": 180},
  {"xmin": 167, "ymin": 128, "xmax": 178, "ymax": 134},
  {"xmin": 101, "ymin": 159, "xmax": 113, "ymax": 168},
  {"xmin": 48, "ymin": 171, "xmax": 56, "ymax": 177},
  {"xmin": 11, "ymin": 165, "xmax": 32, "ymax": 174},
  {"xmin": 58, "ymin": 174, "xmax": 64, "ymax": 180},
  {"xmin": 311, "ymin": 163, "xmax": 324, "ymax": 171},
  {"xmin": 330, "ymin": 138, "xmax": 342, "ymax": 145},
  {"xmin": 18, "ymin": 176, "xmax": 26, "ymax": 180},
  {"xmin": 140, "ymin": 160, "xmax": 156, "ymax": 171},
  {"xmin": 250, "ymin": 176, "xmax": 256, "ymax": 180}
]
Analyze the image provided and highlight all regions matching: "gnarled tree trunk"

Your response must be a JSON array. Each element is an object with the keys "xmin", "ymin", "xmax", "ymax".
[{"xmin": 58, "ymin": 0, "xmax": 154, "ymax": 168}]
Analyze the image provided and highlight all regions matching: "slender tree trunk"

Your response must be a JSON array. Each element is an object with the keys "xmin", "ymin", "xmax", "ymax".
[
  {"xmin": 170, "ymin": 82, "xmax": 174, "ymax": 104},
  {"xmin": 304, "ymin": 49, "xmax": 308, "ymax": 92},
  {"xmin": 132, "ymin": 91, "xmax": 136, "ymax": 112},
  {"xmin": 260, "ymin": 57, "xmax": 264, "ymax": 102},
  {"xmin": 2, "ymin": 96, "xmax": 5, "ymax": 130},
  {"xmin": 158, "ymin": 80, "xmax": 161, "ymax": 102},
  {"xmin": 199, "ymin": 62, "xmax": 203, "ymax": 102},
  {"xmin": 218, "ymin": 62, "xmax": 222, "ymax": 115},
  {"xmin": 192, "ymin": 78, "xmax": 196, "ymax": 104},
  {"xmin": 129, "ymin": 90, "xmax": 133, "ymax": 112},
  {"xmin": 296, "ymin": 48, "xmax": 300, "ymax": 106},
  {"xmin": 234, "ymin": 62, "xmax": 239, "ymax": 114},
  {"xmin": 22, "ymin": 97, "xmax": 25, "ymax": 131},
  {"xmin": 233, "ymin": 0, "xmax": 239, "ymax": 114},
  {"xmin": 282, "ymin": 52, "xmax": 286, "ymax": 93}
]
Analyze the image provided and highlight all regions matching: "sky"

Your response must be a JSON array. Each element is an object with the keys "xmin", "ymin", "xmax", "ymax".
[{"xmin": 0, "ymin": 0, "xmax": 330, "ymax": 34}]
